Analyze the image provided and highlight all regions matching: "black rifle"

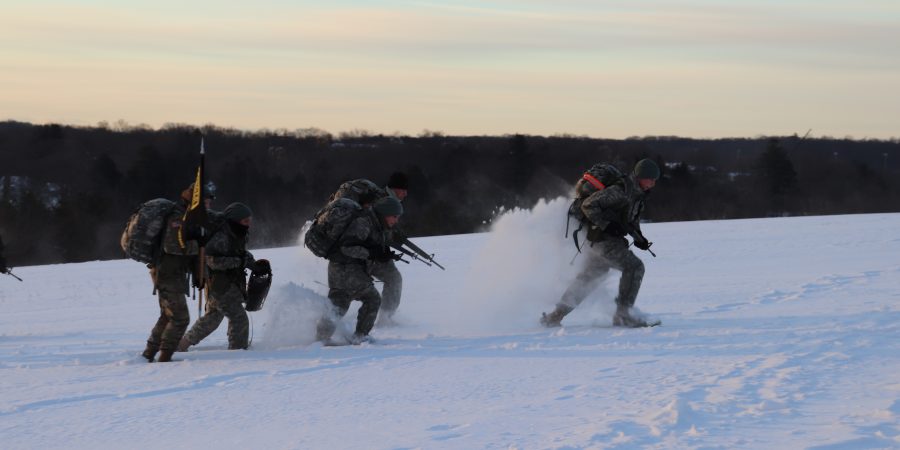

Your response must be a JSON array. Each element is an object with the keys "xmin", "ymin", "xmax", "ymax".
[
  {"xmin": 628, "ymin": 228, "xmax": 656, "ymax": 258},
  {"xmin": 3, "ymin": 268, "xmax": 23, "ymax": 282},
  {"xmin": 391, "ymin": 233, "xmax": 445, "ymax": 270},
  {"xmin": 391, "ymin": 245, "xmax": 425, "ymax": 266}
]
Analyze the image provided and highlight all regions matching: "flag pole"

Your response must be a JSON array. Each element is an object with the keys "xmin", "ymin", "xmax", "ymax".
[{"xmin": 197, "ymin": 138, "xmax": 206, "ymax": 318}]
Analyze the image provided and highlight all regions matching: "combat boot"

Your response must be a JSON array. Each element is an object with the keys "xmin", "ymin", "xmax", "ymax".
[
  {"xmin": 141, "ymin": 342, "xmax": 159, "ymax": 362},
  {"xmin": 316, "ymin": 317, "xmax": 337, "ymax": 342},
  {"xmin": 540, "ymin": 305, "xmax": 572, "ymax": 328},
  {"xmin": 157, "ymin": 348, "xmax": 175, "ymax": 363},
  {"xmin": 349, "ymin": 333, "xmax": 371, "ymax": 345},
  {"xmin": 613, "ymin": 307, "xmax": 649, "ymax": 328},
  {"xmin": 176, "ymin": 336, "xmax": 191, "ymax": 352}
]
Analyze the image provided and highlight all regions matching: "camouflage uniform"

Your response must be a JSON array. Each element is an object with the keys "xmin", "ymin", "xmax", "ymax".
[
  {"xmin": 330, "ymin": 179, "xmax": 404, "ymax": 321},
  {"xmin": 183, "ymin": 218, "xmax": 254, "ymax": 350},
  {"xmin": 0, "ymin": 233, "xmax": 7, "ymax": 273},
  {"xmin": 316, "ymin": 209, "xmax": 389, "ymax": 342},
  {"xmin": 545, "ymin": 175, "xmax": 649, "ymax": 326},
  {"xmin": 144, "ymin": 201, "xmax": 197, "ymax": 361}
]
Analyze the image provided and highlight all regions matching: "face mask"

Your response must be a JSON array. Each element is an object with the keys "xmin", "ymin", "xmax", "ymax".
[{"xmin": 229, "ymin": 220, "xmax": 250, "ymax": 237}]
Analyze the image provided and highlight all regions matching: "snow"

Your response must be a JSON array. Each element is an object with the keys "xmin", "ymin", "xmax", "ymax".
[{"xmin": 2, "ymin": 198, "xmax": 899, "ymax": 449}]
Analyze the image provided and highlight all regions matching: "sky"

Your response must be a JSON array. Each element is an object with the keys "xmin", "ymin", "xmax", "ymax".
[{"xmin": 1, "ymin": 0, "xmax": 899, "ymax": 139}]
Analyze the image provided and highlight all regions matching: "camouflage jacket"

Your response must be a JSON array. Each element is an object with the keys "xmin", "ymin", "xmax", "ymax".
[
  {"xmin": 581, "ymin": 175, "xmax": 647, "ymax": 239},
  {"xmin": 205, "ymin": 219, "xmax": 254, "ymax": 273},
  {"xmin": 331, "ymin": 209, "xmax": 389, "ymax": 264},
  {"xmin": 203, "ymin": 219, "xmax": 255, "ymax": 294}
]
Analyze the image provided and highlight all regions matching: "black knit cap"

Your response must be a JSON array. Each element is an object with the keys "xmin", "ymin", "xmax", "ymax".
[
  {"xmin": 373, "ymin": 197, "xmax": 403, "ymax": 217},
  {"xmin": 223, "ymin": 202, "xmax": 253, "ymax": 222},
  {"xmin": 633, "ymin": 159, "xmax": 660, "ymax": 180},
  {"xmin": 387, "ymin": 172, "xmax": 409, "ymax": 190}
]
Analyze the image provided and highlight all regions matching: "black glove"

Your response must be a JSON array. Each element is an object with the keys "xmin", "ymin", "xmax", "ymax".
[
  {"xmin": 191, "ymin": 264, "xmax": 206, "ymax": 289},
  {"xmin": 249, "ymin": 259, "xmax": 271, "ymax": 275},
  {"xmin": 632, "ymin": 235, "xmax": 652, "ymax": 251},
  {"xmin": 181, "ymin": 223, "xmax": 212, "ymax": 245},
  {"xmin": 372, "ymin": 247, "xmax": 401, "ymax": 262}
]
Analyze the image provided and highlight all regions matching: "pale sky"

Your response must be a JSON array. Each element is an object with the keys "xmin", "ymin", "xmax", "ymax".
[{"xmin": 2, "ymin": 0, "xmax": 899, "ymax": 138}]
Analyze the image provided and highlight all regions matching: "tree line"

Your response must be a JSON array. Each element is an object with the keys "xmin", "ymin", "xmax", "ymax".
[{"xmin": 1, "ymin": 121, "xmax": 897, "ymax": 266}]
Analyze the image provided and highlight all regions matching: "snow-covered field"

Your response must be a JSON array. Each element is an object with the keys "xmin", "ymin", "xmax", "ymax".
[{"xmin": 2, "ymin": 199, "xmax": 899, "ymax": 449}]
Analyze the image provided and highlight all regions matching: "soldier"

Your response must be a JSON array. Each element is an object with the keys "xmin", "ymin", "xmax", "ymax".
[
  {"xmin": 0, "ymin": 233, "xmax": 8, "ymax": 275},
  {"xmin": 316, "ymin": 196, "xmax": 403, "ymax": 344},
  {"xmin": 141, "ymin": 183, "xmax": 216, "ymax": 363},
  {"xmin": 541, "ymin": 159, "xmax": 661, "ymax": 328},
  {"xmin": 178, "ymin": 203, "xmax": 268, "ymax": 351},
  {"xmin": 330, "ymin": 172, "xmax": 409, "ymax": 326}
]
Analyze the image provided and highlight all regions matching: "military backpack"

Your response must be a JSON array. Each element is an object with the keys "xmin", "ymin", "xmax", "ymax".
[
  {"xmin": 329, "ymin": 179, "xmax": 383, "ymax": 204},
  {"xmin": 566, "ymin": 163, "xmax": 625, "ymax": 250},
  {"xmin": 120, "ymin": 198, "xmax": 176, "ymax": 264},
  {"xmin": 303, "ymin": 198, "xmax": 365, "ymax": 258}
]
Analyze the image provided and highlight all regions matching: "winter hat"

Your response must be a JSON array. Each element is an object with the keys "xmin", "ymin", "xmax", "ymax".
[
  {"xmin": 633, "ymin": 159, "xmax": 660, "ymax": 180},
  {"xmin": 373, "ymin": 196, "xmax": 403, "ymax": 217},
  {"xmin": 387, "ymin": 172, "xmax": 409, "ymax": 190},
  {"xmin": 223, "ymin": 202, "xmax": 253, "ymax": 222}
]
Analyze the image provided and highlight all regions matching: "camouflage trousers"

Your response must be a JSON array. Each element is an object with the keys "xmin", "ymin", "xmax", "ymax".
[
  {"xmin": 370, "ymin": 259, "xmax": 402, "ymax": 317},
  {"xmin": 146, "ymin": 255, "xmax": 191, "ymax": 353},
  {"xmin": 184, "ymin": 280, "xmax": 249, "ymax": 350},
  {"xmin": 317, "ymin": 261, "xmax": 382, "ymax": 340},
  {"xmin": 557, "ymin": 235, "xmax": 645, "ymax": 313}
]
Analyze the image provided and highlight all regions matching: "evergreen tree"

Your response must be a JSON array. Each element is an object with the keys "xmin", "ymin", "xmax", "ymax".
[{"xmin": 757, "ymin": 138, "xmax": 798, "ymax": 196}]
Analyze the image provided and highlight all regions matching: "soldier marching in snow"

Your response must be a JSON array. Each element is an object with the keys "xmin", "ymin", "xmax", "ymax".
[
  {"xmin": 329, "ymin": 172, "xmax": 409, "ymax": 326},
  {"xmin": 0, "ymin": 233, "xmax": 8, "ymax": 275},
  {"xmin": 140, "ymin": 183, "xmax": 216, "ymax": 363},
  {"xmin": 178, "ymin": 202, "xmax": 269, "ymax": 352},
  {"xmin": 315, "ymin": 196, "xmax": 404, "ymax": 344},
  {"xmin": 542, "ymin": 159, "xmax": 661, "ymax": 328}
]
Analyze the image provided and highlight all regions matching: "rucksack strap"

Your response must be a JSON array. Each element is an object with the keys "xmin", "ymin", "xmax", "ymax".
[
  {"xmin": 583, "ymin": 173, "xmax": 606, "ymax": 191},
  {"xmin": 572, "ymin": 221, "xmax": 585, "ymax": 253}
]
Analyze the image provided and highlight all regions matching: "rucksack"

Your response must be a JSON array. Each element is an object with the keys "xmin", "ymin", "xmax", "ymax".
[
  {"xmin": 303, "ymin": 198, "xmax": 365, "ymax": 258},
  {"xmin": 120, "ymin": 198, "xmax": 176, "ymax": 264},
  {"xmin": 329, "ymin": 179, "xmax": 383, "ymax": 204},
  {"xmin": 566, "ymin": 163, "xmax": 625, "ymax": 250}
]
